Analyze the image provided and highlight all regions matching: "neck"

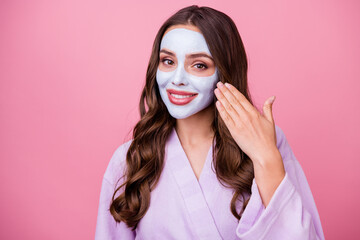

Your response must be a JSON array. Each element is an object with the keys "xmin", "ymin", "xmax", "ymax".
[{"xmin": 175, "ymin": 105, "xmax": 215, "ymax": 146}]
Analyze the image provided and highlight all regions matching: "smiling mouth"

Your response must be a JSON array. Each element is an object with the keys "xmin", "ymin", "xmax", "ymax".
[
  {"xmin": 170, "ymin": 93, "xmax": 197, "ymax": 98},
  {"xmin": 167, "ymin": 89, "xmax": 198, "ymax": 105}
]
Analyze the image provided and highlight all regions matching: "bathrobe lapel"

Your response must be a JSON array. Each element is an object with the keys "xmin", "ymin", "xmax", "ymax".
[{"xmin": 166, "ymin": 128, "xmax": 223, "ymax": 240}]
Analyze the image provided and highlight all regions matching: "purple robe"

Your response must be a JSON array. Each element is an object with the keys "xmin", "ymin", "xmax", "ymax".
[{"xmin": 95, "ymin": 125, "xmax": 325, "ymax": 239}]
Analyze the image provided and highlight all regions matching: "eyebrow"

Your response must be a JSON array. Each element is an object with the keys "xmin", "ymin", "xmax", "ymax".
[{"xmin": 159, "ymin": 49, "xmax": 213, "ymax": 61}]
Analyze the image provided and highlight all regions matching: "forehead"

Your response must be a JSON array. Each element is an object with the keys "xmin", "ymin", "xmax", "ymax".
[{"xmin": 160, "ymin": 28, "xmax": 212, "ymax": 56}]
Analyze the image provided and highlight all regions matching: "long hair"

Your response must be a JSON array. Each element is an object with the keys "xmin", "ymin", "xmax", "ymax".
[{"xmin": 110, "ymin": 5, "xmax": 255, "ymax": 230}]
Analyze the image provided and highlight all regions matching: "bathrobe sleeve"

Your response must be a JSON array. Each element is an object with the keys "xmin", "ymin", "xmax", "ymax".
[
  {"xmin": 95, "ymin": 141, "xmax": 136, "ymax": 240},
  {"xmin": 236, "ymin": 125, "xmax": 325, "ymax": 240}
]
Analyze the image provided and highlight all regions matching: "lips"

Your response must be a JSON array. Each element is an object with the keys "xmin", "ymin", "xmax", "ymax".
[{"xmin": 167, "ymin": 89, "xmax": 198, "ymax": 105}]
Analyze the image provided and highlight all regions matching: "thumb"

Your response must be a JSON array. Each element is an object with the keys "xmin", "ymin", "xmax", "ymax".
[{"xmin": 263, "ymin": 96, "xmax": 276, "ymax": 124}]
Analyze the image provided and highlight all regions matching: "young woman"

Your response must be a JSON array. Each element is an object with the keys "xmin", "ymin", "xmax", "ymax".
[{"xmin": 95, "ymin": 5, "xmax": 324, "ymax": 240}]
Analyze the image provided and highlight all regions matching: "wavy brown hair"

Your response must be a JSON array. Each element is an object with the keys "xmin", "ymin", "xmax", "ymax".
[{"xmin": 110, "ymin": 5, "xmax": 255, "ymax": 230}]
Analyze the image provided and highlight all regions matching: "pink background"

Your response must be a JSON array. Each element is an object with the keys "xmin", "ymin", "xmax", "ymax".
[{"xmin": 1, "ymin": 0, "xmax": 359, "ymax": 239}]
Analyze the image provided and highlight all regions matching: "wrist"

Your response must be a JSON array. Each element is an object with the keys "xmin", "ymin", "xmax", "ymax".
[
  {"xmin": 251, "ymin": 148, "xmax": 286, "ymax": 207},
  {"xmin": 252, "ymin": 147, "xmax": 283, "ymax": 170}
]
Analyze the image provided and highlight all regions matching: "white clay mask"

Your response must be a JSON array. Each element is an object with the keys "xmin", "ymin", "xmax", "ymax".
[{"xmin": 156, "ymin": 28, "xmax": 219, "ymax": 119}]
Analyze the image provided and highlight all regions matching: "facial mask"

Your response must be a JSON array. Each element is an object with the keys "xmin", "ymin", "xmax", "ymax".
[{"xmin": 156, "ymin": 28, "xmax": 219, "ymax": 119}]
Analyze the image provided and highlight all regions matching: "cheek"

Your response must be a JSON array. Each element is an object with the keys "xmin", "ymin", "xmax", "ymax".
[
  {"xmin": 189, "ymin": 71, "xmax": 219, "ymax": 94},
  {"xmin": 156, "ymin": 69, "xmax": 173, "ymax": 88}
]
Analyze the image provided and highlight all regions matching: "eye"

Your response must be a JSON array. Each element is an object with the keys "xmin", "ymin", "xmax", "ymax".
[
  {"xmin": 161, "ymin": 58, "xmax": 174, "ymax": 66},
  {"xmin": 194, "ymin": 63, "xmax": 208, "ymax": 70}
]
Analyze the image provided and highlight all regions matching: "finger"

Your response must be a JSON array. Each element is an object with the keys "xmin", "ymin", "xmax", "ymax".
[
  {"xmin": 224, "ymin": 82, "xmax": 258, "ymax": 115},
  {"xmin": 214, "ymin": 87, "xmax": 240, "ymax": 122},
  {"xmin": 263, "ymin": 96, "xmax": 276, "ymax": 124},
  {"xmin": 215, "ymin": 100, "xmax": 235, "ymax": 129},
  {"xmin": 216, "ymin": 82, "xmax": 248, "ymax": 118}
]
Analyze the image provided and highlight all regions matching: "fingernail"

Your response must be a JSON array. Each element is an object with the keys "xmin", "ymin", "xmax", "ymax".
[
  {"xmin": 268, "ymin": 96, "xmax": 276, "ymax": 104},
  {"xmin": 216, "ymin": 101, "xmax": 222, "ymax": 109},
  {"xmin": 217, "ymin": 81, "xmax": 224, "ymax": 88}
]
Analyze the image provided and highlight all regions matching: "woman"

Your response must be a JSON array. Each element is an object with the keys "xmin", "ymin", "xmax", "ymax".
[{"xmin": 95, "ymin": 5, "xmax": 324, "ymax": 240}]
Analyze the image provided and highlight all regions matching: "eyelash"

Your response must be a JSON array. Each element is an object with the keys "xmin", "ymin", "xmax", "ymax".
[
  {"xmin": 162, "ymin": 59, "xmax": 174, "ymax": 65},
  {"xmin": 194, "ymin": 63, "xmax": 208, "ymax": 69},
  {"xmin": 161, "ymin": 58, "xmax": 208, "ymax": 70}
]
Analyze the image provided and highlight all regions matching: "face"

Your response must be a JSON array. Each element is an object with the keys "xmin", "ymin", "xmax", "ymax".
[{"xmin": 156, "ymin": 25, "xmax": 218, "ymax": 119}]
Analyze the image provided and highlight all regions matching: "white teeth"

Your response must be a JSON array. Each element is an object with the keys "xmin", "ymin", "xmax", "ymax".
[{"xmin": 170, "ymin": 93, "xmax": 196, "ymax": 99}]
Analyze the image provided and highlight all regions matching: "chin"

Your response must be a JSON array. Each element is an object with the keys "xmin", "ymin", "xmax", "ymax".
[{"xmin": 171, "ymin": 106, "xmax": 214, "ymax": 120}]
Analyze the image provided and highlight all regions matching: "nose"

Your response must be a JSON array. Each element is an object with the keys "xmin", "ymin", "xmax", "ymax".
[{"xmin": 172, "ymin": 63, "xmax": 188, "ymax": 86}]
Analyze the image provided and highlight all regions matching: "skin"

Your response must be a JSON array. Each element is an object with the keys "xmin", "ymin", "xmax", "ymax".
[
  {"xmin": 161, "ymin": 24, "xmax": 216, "ymax": 180},
  {"xmin": 163, "ymin": 24, "xmax": 286, "ymax": 208},
  {"xmin": 214, "ymin": 82, "xmax": 286, "ymax": 208},
  {"xmin": 157, "ymin": 27, "xmax": 218, "ymax": 119}
]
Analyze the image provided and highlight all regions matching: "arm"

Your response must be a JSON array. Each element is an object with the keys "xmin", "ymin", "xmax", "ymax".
[
  {"xmin": 95, "ymin": 142, "xmax": 136, "ymax": 240},
  {"xmin": 214, "ymin": 81, "xmax": 286, "ymax": 208},
  {"xmin": 236, "ymin": 126, "xmax": 325, "ymax": 240},
  {"xmin": 214, "ymin": 82, "xmax": 324, "ymax": 239}
]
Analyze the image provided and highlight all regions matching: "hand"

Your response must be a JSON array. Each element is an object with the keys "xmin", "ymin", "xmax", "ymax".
[
  {"xmin": 214, "ymin": 81, "xmax": 285, "ymax": 207},
  {"xmin": 214, "ymin": 81, "xmax": 283, "ymax": 170}
]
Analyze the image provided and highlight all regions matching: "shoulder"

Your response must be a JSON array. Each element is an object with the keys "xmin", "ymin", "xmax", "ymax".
[{"xmin": 103, "ymin": 139, "xmax": 133, "ymax": 184}]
